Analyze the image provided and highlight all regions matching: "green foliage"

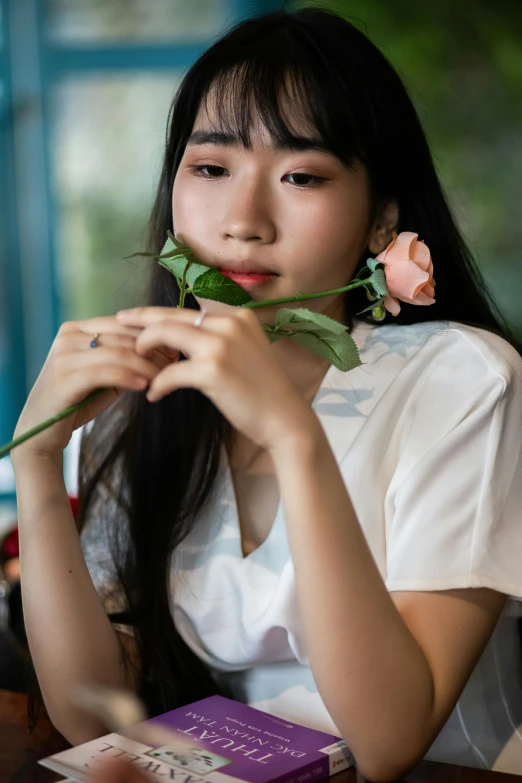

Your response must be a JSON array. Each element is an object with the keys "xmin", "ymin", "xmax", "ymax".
[
  {"xmin": 192, "ymin": 270, "xmax": 255, "ymax": 306},
  {"xmin": 291, "ymin": 0, "xmax": 522, "ymax": 335},
  {"xmin": 59, "ymin": 196, "xmax": 150, "ymax": 321},
  {"xmin": 132, "ymin": 236, "xmax": 369, "ymax": 372},
  {"xmin": 366, "ymin": 259, "xmax": 388, "ymax": 298},
  {"xmin": 266, "ymin": 308, "xmax": 362, "ymax": 371}
]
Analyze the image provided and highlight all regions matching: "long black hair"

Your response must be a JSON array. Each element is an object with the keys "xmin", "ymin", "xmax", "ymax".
[{"xmin": 70, "ymin": 7, "xmax": 520, "ymax": 719}]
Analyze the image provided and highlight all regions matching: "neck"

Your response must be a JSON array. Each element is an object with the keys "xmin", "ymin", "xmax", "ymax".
[
  {"xmin": 267, "ymin": 296, "xmax": 353, "ymax": 405},
  {"xmin": 224, "ymin": 297, "xmax": 353, "ymax": 461}
]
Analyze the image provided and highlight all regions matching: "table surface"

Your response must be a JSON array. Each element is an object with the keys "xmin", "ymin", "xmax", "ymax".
[{"xmin": 3, "ymin": 691, "xmax": 522, "ymax": 783}]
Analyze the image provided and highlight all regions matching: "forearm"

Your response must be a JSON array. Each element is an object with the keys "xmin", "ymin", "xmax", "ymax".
[
  {"xmin": 269, "ymin": 423, "xmax": 435, "ymax": 781},
  {"xmin": 13, "ymin": 454, "xmax": 131, "ymax": 744}
]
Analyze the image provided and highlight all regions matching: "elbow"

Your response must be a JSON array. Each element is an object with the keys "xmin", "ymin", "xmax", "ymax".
[
  {"xmin": 47, "ymin": 702, "xmax": 107, "ymax": 746},
  {"xmin": 37, "ymin": 682, "xmax": 125, "ymax": 745},
  {"xmin": 344, "ymin": 724, "xmax": 432, "ymax": 783},
  {"xmin": 336, "ymin": 690, "xmax": 437, "ymax": 781},
  {"xmin": 54, "ymin": 716, "xmax": 107, "ymax": 747},
  {"xmin": 353, "ymin": 744, "xmax": 427, "ymax": 783},
  {"xmin": 356, "ymin": 758, "xmax": 419, "ymax": 783}
]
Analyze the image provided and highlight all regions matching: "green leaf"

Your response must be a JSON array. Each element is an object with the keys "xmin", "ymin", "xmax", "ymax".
[
  {"xmin": 263, "ymin": 328, "xmax": 290, "ymax": 345},
  {"xmin": 192, "ymin": 269, "xmax": 254, "ymax": 306},
  {"xmin": 366, "ymin": 258, "xmax": 383, "ymax": 272},
  {"xmin": 355, "ymin": 263, "xmax": 372, "ymax": 280},
  {"xmin": 364, "ymin": 259, "xmax": 389, "ymax": 298},
  {"xmin": 123, "ymin": 251, "xmax": 161, "ymax": 259},
  {"xmin": 263, "ymin": 317, "xmax": 362, "ymax": 371},
  {"xmin": 1, "ymin": 236, "xmax": 382, "ymax": 462},
  {"xmin": 265, "ymin": 308, "xmax": 362, "ymax": 371},
  {"xmin": 156, "ymin": 236, "xmax": 213, "ymax": 287},
  {"xmin": 289, "ymin": 330, "xmax": 363, "ymax": 372},
  {"xmin": 356, "ymin": 296, "xmax": 385, "ymax": 316},
  {"xmin": 158, "ymin": 253, "xmax": 210, "ymax": 287},
  {"xmin": 124, "ymin": 236, "xmax": 192, "ymax": 262},
  {"xmin": 165, "ymin": 232, "xmax": 199, "ymax": 265},
  {"xmin": 158, "ymin": 235, "xmax": 197, "ymax": 263},
  {"xmin": 274, "ymin": 307, "xmax": 348, "ymax": 335},
  {"xmin": 158, "ymin": 236, "xmax": 253, "ymax": 304},
  {"xmin": 369, "ymin": 268, "xmax": 389, "ymax": 297}
]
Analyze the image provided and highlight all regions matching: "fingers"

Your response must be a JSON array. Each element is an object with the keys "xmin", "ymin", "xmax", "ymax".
[
  {"xmin": 56, "ymin": 316, "xmax": 179, "ymax": 380},
  {"xmin": 61, "ymin": 331, "xmax": 139, "ymax": 353},
  {"xmin": 51, "ymin": 325, "xmax": 158, "ymax": 396},
  {"xmin": 61, "ymin": 327, "xmax": 177, "ymax": 370},
  {"xmin": 134, "ymin": 321, "xmax": 220, "ymax": 363},
  {"xmin": 64, "ymin": 346, "xmax": 159, "ymax": 387},
  {"xmin": 61, "ymin": 315, "xmax": 144, "ymax": 337}
]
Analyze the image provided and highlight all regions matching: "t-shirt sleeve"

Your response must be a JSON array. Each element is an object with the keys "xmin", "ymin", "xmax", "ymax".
[
  {"xmin": 385, "ymin": 326, "xmax": 522, "ymax": 601},
  {"xmin": 78, "ymin": 425, "xmax": 135, "ymax": 637}
]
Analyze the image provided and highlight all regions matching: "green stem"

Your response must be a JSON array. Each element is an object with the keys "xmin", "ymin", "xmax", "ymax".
[
  {"xmin": 0, "ymin": 274, "xmax": 374, "ymax": 460},
  {"xmin": 187, "ymin": 275, "xmax": 372, "ymax": 309},
  {"xmin": 178, "ymin": 261, "xmax": 192, "ymax": 308},
  {"xmin": 0, "ymin": 388, "xmax": 107, "ymax": 460}
]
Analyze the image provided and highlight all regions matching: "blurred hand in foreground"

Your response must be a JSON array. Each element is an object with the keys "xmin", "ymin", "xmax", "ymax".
[{"xmin": 93, "ymin": 757, "xmax": 149, "ymax": 783}]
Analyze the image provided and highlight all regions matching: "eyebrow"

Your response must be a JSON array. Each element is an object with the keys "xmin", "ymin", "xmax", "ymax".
[{"xmin": 187, "ymin": 129, "xmax": 330, "ymax": 154}]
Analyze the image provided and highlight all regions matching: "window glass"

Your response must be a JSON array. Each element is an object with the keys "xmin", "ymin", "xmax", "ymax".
[
  {"xmin": 46, "ymin": 0, "xmax": 229, "ymax": 43},
  {"xmin": 51, "ymin": 74, "xmax": 180, "ymax": 321}
]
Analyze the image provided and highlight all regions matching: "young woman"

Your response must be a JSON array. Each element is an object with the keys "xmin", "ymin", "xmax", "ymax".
[{"xmin": 11, "ymin": 7, "xmax": 522, "ymax": 781}]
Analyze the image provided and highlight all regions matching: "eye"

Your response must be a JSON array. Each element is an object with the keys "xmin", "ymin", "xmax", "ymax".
[
  {"xmin": 189, "ymin": 164, "xmax": 227, "ymax": 178},
  {"xmin": 188, "ymin": 165, "xmax": 325, "ymax": 188},
  {"xmin": 285, "ymin": 172, "xmax": 325, "ymax": 188}
]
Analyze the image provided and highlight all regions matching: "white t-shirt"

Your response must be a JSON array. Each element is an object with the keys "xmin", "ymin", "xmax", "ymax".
[{"xmin": 81, "ymin": 317, "xmax": 522, "ymax": 774}]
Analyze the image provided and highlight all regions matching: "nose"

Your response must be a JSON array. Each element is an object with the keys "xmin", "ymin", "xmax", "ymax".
[{"xmin": 219, "ymin": 171, "xmax": 276, "ymax": 245}]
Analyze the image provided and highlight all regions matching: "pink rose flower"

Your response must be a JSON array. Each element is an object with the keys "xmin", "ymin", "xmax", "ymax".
[{"xmin": 375, "ymin": 231, "xmax": 436, "ymax": 316}]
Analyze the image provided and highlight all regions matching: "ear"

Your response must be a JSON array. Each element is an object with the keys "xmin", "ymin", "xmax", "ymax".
[{"xmin": 367, "ymin": 199, "xmax": 399, "ymax": 255}]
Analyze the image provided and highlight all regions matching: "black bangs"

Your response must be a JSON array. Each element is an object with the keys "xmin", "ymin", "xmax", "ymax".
[
  {"xmin": 182, "ymin": 13, "xmax": 364, "ymax": 170},
  {"xmin": 201, "ymin": 61, "xmax": 356, "ymax": 168}
]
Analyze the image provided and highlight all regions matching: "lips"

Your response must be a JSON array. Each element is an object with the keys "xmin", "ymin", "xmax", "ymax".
[
  {"xmin": 216, "ymin": 262, "xmax": 278, "ymax": 275},
  {"xmin": 218, "ymin": 270, "xmax": 277, "ymax": 288},
  {"xmin": 219, "ymin": 270, "xmax": 276, "ymax": 276}
]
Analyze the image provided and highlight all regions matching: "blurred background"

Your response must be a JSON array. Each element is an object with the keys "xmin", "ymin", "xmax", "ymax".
[{"xmin": 0, "ymin": 0, "xmax": 521, "ymax": 526}]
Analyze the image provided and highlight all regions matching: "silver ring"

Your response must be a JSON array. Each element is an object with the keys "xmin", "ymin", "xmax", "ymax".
[
  {"xmin": 194, "ymin": 310, "xmax": 207, "ymax": 328},
  {"xmin": 90, "ymin": 333, "xmax": 99, "ymax": 348}
]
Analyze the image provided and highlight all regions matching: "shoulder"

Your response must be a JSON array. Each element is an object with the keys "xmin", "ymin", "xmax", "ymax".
[
  {"xmin": 397, "ymin": 322, "xmax": 522, "ymax": 465},
  {"xmin": 413, "ymin": 321, "xmax": 522, "ymax": 407},
  {"xmin": 442, "ymin": 321, "xmax": 522, "ymax": 385},
  {"xmin": 355, "ymin": 317, "xmax": 522, "ymax": 388},
  {"xmin": 344, "ymin": 319, "xmax": 522, "ymax": 450}
]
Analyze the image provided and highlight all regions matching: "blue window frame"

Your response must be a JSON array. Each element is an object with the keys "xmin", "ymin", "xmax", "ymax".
[{"xmin": 0, "ymin": 0, "xmax": 283, "ymax": 507}]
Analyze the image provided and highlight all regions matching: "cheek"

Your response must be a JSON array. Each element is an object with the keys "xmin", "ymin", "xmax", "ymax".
[
  {"xmin": 313, "ymin": 188, "xmax": 369, "ymax": 250},
  {"xmin": 285, "ymin": 194, "xmax": 368, "ymax": 286},
  {"xmin": 312, "ymin": 190, "xmax": 366, "ymax": 235},
  {"xmin": 172, "ymin": 172, "xmax": 214, "ymax": 234},
  {"xmin": 288, "ymin": 199, "xmax": 358, "ymax": 266}
]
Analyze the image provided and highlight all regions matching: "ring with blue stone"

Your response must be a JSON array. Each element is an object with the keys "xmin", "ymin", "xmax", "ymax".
[{"xmin": 90, "ymin": 333, "xmax": 99, "ymax": 348}]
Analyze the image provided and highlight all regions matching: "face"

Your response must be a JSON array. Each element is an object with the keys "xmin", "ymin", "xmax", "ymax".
[{"xmin": 172, "ymin": 92, "xmax": 386, "ymax": 327}]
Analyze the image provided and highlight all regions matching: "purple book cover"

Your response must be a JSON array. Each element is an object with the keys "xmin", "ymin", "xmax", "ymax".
[{"xmin": 40, "ymin": 695, "xmax": 355, "ymax": 783}]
